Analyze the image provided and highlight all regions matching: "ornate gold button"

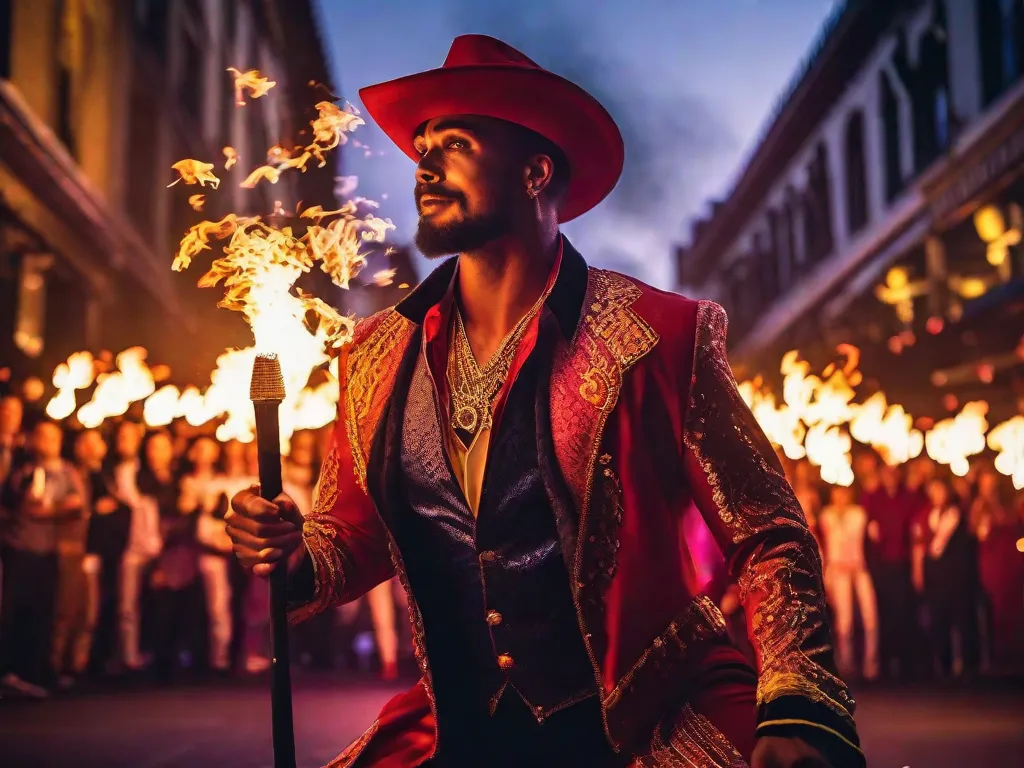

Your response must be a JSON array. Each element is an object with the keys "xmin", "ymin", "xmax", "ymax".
[
  {"xmin": 497, "ymin": 654, "xmax": 515, "ymax": 670},
  {"xmin": 486, "ymin": 610, "xmax": 503, "ymax": 626},
  {"xmin": 479, "ymin": 550, "xmax": 496, "ymax": 562}
]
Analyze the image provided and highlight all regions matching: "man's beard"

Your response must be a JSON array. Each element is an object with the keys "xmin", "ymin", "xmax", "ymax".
[{"xmin": 415, "ymin": 202, "xmax": 514, "ymax": 259}]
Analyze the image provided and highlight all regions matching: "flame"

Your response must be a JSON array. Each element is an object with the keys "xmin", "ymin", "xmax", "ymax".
[
  {"xmin": 168, "ymin": 160, "xmax": 221, "ymax": 189},
  {"xmin": 240, "ymin": 101, "xmax": 364, "ymax": 189},
  {"xmin": 76, "ymin": 347, "xmax": 156, "ymax": 428},
  {"xmin": 227, "ymin": 67, "xmax": 276, "ymax": 105},
  {"xmin": 143, "ymin": 385, "xmax": 180, "ymax": 427},
  {"xmin": 805, "ymin": 423, "xmax": 854, "ymax": 486},
  {"xmin": 223, "ymin": 146, "xmax": 239, "ymax": 170},
  {"xmin": 168, "ymin": 82, "xmax": 391, "ymax": 447},
  {"xmin": 189, "ymin": 194, "xmax": 206, "ymax": 211},
  {"xmin": 848, "ymin": 392, "xmax": 923, "ymax": 466},
  {"xmin": 45, "ymin": 351, "xmax": 95, "ymax": 420},
  {"xmin": 925, "ymin": 401, "xmax": 990, "ymax": 477},
  {"xmin": 987, "ymin": 415, "xmax": 1024, "ymax": 490}
]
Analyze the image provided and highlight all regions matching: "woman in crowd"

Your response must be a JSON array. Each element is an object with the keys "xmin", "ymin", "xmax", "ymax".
[
  {"xmin": 819, "ymin": 483, "xmax": 879, "ymax": 681},
  {"xmin": 138, "ymin": 430, "xmax": 197, "ymax": 683},
  {"xmin": 913, "ymin": 478, "xmax": 976, "ymax": 679},
  {"xmin": 183, "ymin": 436, "xmax": 233, "ymax": 675},
  {"xmin": 114, "ymin": 420, "xmax": 161, "ymax": 673},
  {"xmin": 971, "ymin": 466, "xmax": 1024, "ymax": 671}
]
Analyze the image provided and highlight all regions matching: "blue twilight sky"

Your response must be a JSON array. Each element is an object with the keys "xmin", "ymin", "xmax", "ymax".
[{"xmin": 317, "ymin": 0, "xmax": 837, "ymax": 288}]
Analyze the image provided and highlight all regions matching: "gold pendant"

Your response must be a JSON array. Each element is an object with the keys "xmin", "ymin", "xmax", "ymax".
[{"xmin": 455, "ymin": 403, "xmax": 480, "ymax": 435}]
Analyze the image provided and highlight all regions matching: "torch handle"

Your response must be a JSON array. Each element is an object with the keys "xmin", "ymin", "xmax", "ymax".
[{"xmin": 253, "ymin": 402, "xmax": 297, "ymax": 768}]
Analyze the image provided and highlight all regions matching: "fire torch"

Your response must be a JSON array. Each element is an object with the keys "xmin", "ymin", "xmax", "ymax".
[{"xmin": 249, "ymin": 352, "xmax": 297, "ymax": 768}]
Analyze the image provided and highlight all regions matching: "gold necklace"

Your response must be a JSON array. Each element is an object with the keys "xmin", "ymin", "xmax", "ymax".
[{"xmin": 447, "ymin": 287, "xmax": 550, "ymax": 441}]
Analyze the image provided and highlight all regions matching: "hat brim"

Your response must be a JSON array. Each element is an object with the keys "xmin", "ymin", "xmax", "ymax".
[{"xmin": 359, "ymin": 65, "xmax": 624, "ymax": 223}]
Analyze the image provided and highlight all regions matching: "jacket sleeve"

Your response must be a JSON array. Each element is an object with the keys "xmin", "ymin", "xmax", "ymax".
[
  {"xmin": 680, "ymin": 300, "xmax": 864, "ymax": 767},
  {"xmin": 287, "ymin": 352, "xmax": 396, "ymax": 624}
]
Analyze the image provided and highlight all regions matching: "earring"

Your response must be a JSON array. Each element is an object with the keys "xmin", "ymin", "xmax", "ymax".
[{"xmin": 527, "ymin": 184, "xmax": 538, "ymax": 199}]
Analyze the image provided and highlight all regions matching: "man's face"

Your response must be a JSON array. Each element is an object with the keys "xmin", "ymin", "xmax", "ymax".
[
  {"xmin": 32, "ymin": 422, "xmax": 63, "ymax": 461},
  {"xmin": 75, "ymin": 430, "xmax": 107, "ymax": 466},
  {"xmin": 116, "ymin": 422, "xmax": 142, "ymax": 459},
  {"xmin": 412, "ymin": 115, "xmax": 525, "ymax": 258},
  {"xmin": 145, "ymin": 433, "xmax": 174, "ymax": 469}
]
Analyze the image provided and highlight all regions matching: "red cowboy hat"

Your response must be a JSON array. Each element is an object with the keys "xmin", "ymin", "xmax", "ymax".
[{"xmin": 358, "ymin": 35, "xmax": 624, "ymax": 223}]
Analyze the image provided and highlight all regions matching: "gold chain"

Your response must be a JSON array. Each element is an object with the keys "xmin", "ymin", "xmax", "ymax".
[{"xmin": 447, "ymin": 284, "xmax": 552, "ymax": 440}]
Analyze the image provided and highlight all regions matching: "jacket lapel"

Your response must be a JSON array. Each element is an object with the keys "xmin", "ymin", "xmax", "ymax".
[
  {"xmin": 548, "ymin": 266, "xmax": 660, "ymax": 663},
  {"xmin": 343, "ymin": 309, "xmax": 418, "ymax": 493}
]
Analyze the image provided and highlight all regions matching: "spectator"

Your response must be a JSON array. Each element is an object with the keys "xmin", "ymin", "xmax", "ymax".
[
  {"xmin": 820, "ymin": 483, "xmax": 879, "ymax": 681},
  {"xmin": 186, "ymin": 437, "xmax": 235, "ymax": 675},
  {"xmin": 0, "ymin": 421, "xmax": 84, "ymax": 697},
  {"xmin": 914, "ymin": 478, "xmax": 977, "ymax": 679},
  {"xmin": 77, "ymin": 428, "xmax": 130, "ymax": 679},
  {"xmin": 115, "ymin": 421, "xmax": 160, "ymax": 673},
  {"xmin": 971, "ymin": 467, "xmax": 1024, "ymax": 671},
  {"xmin": 139, "ymin": 431, "xmax": 197, "ymax": 684},
  {"xmin": 0, "ymin": 394, "xmax": 25, "ymax": 490},
  {"xmin": 50, "ymin": 431, "xmax": 99, "ymax": 688},
  {"xmin": 864, "ymin": 463, "xmax": 922, "ymax": 679}
]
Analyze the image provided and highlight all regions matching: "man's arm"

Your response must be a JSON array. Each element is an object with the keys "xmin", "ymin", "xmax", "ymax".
[
  {"xmin": 680, "ymin": 301, "xmax": 864, "ymax": 768},
  {"xmin": 285, "ymin": 376, "xmax": 395, "ymax": 624}
]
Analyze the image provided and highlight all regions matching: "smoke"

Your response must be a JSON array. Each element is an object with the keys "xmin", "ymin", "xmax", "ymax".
[{"xmin": 442, "ymin": 3, "xmax": 739, "ymax": 287}]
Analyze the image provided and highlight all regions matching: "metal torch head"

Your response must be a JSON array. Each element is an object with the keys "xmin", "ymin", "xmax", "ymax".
[{"xmin": 250, "ymin": 353, "xmax": 286, "ymax": 403}]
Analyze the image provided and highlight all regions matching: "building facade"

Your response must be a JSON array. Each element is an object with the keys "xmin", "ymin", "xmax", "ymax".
[
  {"xmin": 0, "ymin": 0, "xmax": 338, "ymax": 384},
  {"xmin": 676, "ymin": 0, "xmax": 1024, "ymax": 421}
]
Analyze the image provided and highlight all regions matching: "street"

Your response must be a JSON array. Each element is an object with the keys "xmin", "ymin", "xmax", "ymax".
[{"xmin": 0, "ymin": 675, "xmax": 1021, "ymax": 767}]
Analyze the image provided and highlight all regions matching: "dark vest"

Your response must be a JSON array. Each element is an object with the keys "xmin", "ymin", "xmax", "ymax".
[{"xmin": 394, "ymin": 339, "xmax": 597, "ymax": 730}]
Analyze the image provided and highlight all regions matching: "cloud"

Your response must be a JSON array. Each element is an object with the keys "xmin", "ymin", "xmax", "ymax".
[{"xmin": 441, "ymin": 2, "xmax": 739, "ymax": 286}]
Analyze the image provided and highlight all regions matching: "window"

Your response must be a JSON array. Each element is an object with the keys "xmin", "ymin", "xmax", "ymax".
[
  {"xmin": 807, "ymin": 142, "xmax": 834, "ymax": 261},
  {"xmin": 54, "ymin": 0, "xmax": 76, "ymax": 157},
  {"xmin": 132, "ymin": 0, "xmax": 169, "ymax": 61},
  {"xmin": 755, "ymin": 229, "xmax": 779, "ymax": 306},
  {"xmin": 909, "ymin": 7, "xmax": 951, "ymax": 169},
  {"xmin": 844, "ymin": 110, "xmax": 869, "ymax": 234},
  {"xmin": 0, "ymin": 0, "xmax": 12, "ymax": 79},
  {"xmin": 978, "ymin": 0, "xmax": 1024, "ymax": 105},
  {"xmin": 879, "ymin": 71, "xmax": 903, "ymax": 202},
  {"xmin": 768, "ymin": 208, "xmax": 790, "ymax": 292}
]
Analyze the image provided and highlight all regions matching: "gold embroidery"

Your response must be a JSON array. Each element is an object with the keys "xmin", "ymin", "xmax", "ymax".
[
  {"xmin": 682, "ymin": 300, "xmax": 855, "ymax": 725},
  {"xmin": 310, "ymin": 446, "xmax": 339, "ymax": 517},
  {"xmin": 293, "ymin": 516, "xmax": 349, "ymax": 622},
  {"xmin": 631, "ymin": 704, "xmax": 748, "ymax": 768},
  {"xmin": 344, "ymin": 310, "xmax": 415, "ymax": 491},
  {"xmin": 548, "ymin": 268, "xmax": 659, "ymax": 748},
  {"xmin": 326, "ymin": 718, "xmax": 380, "ymax": 768},
  {"xmin": 602, "ymin": 596, "xmax": 727, "ymax": 712}
]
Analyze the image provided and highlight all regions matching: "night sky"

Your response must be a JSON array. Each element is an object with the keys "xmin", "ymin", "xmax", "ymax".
[{"xmin": 318, "ymin": 0, "xmax": 838, "ymax": 288}]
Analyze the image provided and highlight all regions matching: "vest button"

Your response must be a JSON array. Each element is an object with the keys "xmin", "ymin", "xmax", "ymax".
[
  {"xmin": 486, "ymin": 610, "xmax": 503, "ymax": 626},
  {"xmin": 479, "ymin": 550, "xmax": 496, "ymax": 562},
  {"xmin": 497, "ymin": 653, "xmax": 515, "ymax": 670}
]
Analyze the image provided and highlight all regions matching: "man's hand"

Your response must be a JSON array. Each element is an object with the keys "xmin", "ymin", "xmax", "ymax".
[
  {"xmin": 751, "ymin": 736, "xmax": 830, "ymax": 768},
  {"xmin": 226, "ymin": 485, "xmax": 305, "ymax": 577}
]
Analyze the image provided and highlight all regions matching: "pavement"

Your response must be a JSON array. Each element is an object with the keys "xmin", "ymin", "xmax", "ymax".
[{"xmin": 0, "ymin": 674, "xmax": 1021, "ymax": 767}]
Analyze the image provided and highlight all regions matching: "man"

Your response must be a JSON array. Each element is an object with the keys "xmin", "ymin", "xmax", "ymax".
[
  {"xmin": 863, "ymin": 463, "xmax": 921, "ymax": 680},
  {"xmin": 228, "ymin": 35, "xmax": 863, "ymax": 768},
  {"xmin": 0, "ymin": 420, "xmax": 84, "ymax": 697}
]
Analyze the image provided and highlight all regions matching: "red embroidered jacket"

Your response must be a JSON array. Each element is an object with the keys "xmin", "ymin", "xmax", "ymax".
[{"xmin": 290, "ymin": 240, "xmax": 862, "ymax": 767}]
